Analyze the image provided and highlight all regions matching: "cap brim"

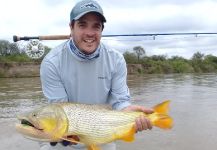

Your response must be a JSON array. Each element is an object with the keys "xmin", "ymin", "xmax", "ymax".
[{"xmin": 74, "ymin": 10, "xmax": 106, "ymax": 22}]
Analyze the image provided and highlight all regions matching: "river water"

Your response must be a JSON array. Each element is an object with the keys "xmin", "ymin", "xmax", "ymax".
[{"xmin": 0, "ymin": 74, "xmax": 217, "ymax": 150}]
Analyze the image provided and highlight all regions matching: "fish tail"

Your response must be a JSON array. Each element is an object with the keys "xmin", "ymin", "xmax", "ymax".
[
  {"xmin": 153, "ymin": 100, "xmax": 170, "ymax": 114},
  {"xmin": 152, "ymin": 114, "xmax": 173, "ymax": 129},
  {"xmin": 151, "ymin": 100, "xmax": 173, "ymax": 129}
]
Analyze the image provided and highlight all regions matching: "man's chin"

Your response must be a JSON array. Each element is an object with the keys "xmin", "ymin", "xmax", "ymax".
[{"xmin": 81, "ymin": 48, "xmax": 96, "ymax": 55}]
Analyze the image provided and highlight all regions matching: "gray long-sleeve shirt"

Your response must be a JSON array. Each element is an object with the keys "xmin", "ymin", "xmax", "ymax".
[{"xmin": 40, "ymin": 40, "xmax": 131, "ymax": 110}]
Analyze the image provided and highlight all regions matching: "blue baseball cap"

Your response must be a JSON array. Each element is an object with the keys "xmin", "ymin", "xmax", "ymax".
[{"xmin": 70, "ymin": 0, "xmax": 106, "ymax": 22}]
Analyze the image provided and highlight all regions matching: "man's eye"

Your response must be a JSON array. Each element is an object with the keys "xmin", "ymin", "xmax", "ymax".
[
  {"xmin": 79, "ymin": 24, "xmax": 85, "ymax": 28},
  {"xmin": 94, "ymin": 25, "xmax": 101, "ymax": 30}
]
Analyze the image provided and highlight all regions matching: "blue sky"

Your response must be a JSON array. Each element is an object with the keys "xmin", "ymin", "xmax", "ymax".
[{"xmin": 1, "ymin": 0, "xmax": 217, "ymax": 58}]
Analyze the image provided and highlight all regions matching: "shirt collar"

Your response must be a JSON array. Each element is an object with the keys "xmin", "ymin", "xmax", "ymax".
[{"xmin": 69, "ymin": 39, "xmax": 100, "ymax": 61}]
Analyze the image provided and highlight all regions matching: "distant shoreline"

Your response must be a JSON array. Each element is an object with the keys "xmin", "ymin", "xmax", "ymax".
[
  {"xmin": 0, "ymin": 62, "xmax": 40, "ymax": 78},
  {"xmin": 0, "ymin": 62, "xmax": 141, "ymax": 78}
]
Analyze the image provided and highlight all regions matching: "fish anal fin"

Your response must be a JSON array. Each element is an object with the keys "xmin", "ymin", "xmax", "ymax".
[
  {"xmin": 122, "ymin": 126, "xmax": 135, "ymax": 142},
  {"xmin": 153, "ymin": 100, "xmax": 170, "ymax": 114},
  {"xmin": 87, "ymin": 145, "xmax": 101, "ymax": 150},
  {"xmin": 114, "ymin": 124, "xmax": 136, "ymax": 142}
]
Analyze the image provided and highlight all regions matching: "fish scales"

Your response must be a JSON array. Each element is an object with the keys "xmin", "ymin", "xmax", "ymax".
[{"xmin": 61, "ymin": 103, "xmax": 142, "ymax": 144}]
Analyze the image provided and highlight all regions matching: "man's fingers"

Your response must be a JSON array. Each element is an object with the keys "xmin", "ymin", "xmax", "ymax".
[
  {"xmin": 140, "ymin": 107, "xmax": 154, "ymax": 114},
  {"xmin": 124, "ymin": 105, "xmax": 154, "ymax": 114},
  {"xmin": 50, "ymin": 135, "xmax": 80, "ymax": 146},
  {"xmin": 146, "ymin": 117, "xmax": 153, "ymax": 130},
  {"xmin": 67, "ymin": 135, "xmax": 80, "ymax": 141},
  {"xmin": 50, "ymin": 142, "xmax": 58, "ymax": 146},
  {"xmin": 124, "ymin": 105, "xmax": 153, "ymax": 132},
  {"xmin": 135, "ymin": 117, "xmax": 143, "ymax": 131},
  {"xmin": 61, "ymin": 140, "xmax": 71, "ymax": 146},
  {"xmin": 65, "ymin": 135, "xmax": 80, "ymax": 145},
  {"xmin": 135, "ymin": 116, "xmax": 153, "ymax": 132},
  {"xmin": 146, "ymin": 116, "xmax": 153, "ymax": 130}
]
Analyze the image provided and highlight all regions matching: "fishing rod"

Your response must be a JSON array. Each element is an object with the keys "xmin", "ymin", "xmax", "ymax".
[
  {"xmin": 12, "ymin": 32, "xmax": 217, "ymax": 59},
  {"xmin": 13, "ymin": 32, "xmax": 217, "ymax": 42}
]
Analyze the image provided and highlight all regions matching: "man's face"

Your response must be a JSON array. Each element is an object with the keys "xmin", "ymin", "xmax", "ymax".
[{"xmin": 70, "ymin": 13, "xmax": 103, "ymax": 54}]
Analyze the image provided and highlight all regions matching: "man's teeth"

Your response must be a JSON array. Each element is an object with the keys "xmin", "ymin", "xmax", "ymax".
[{"xmin": 84, "ymin": 39, "xmax": 94, "ymax": 43}]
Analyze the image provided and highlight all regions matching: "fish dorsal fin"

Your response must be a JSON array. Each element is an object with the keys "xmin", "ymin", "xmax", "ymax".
[
  {"xmin": 114, "ymin": 124, "xmax": 136, "ymax": 142},
  {"xmin": 87, "ymin": 145, "xmax": 101, "ymax": 150},
  {"xmin": 153, "ymin": 100, "xmax": 170, "ymax": 114}
]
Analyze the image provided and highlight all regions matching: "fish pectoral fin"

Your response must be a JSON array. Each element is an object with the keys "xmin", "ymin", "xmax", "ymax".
[
  {"xmin": 60, "ymin": 136, "xmax": 83, "ymax": 144},
  {"xmin": 114, "ymin": 124, "xmax": 136, "ymax": 142},
  {"xmin": 87, "ymin": 144, "xmax": 101, "ymax": 150}
]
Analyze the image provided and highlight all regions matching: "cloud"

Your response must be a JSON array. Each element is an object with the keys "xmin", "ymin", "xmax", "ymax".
[
  {"xmin": 1, "ymin": 0, "xmax": 217, "ymax": 58},
  {"xmin": 103, "ymin": 1, "xmax": 217, "ymax": 34}
]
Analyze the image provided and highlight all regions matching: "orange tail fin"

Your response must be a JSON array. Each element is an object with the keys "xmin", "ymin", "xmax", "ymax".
[{"xmin": 152, "ymin": 100, "xmax": 173, "ymax": 129}]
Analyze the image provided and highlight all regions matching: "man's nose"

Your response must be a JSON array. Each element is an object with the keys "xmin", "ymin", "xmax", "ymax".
[{"xmin": 85, "ymin": 28, "xmax": 95, "ymax": 36}]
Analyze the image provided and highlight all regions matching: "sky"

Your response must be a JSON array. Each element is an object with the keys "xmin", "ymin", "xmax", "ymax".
[{"xmin": 1, "ymin": 0, "xmax": 217, "ymax": 58}]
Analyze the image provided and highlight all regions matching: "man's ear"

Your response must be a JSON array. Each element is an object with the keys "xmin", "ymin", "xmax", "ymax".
[
  {"xmin": 69, "ymin": 21, "xmax": 74, "ymax": 30},
  {"xmin": 102, "ymin": 23, "xmax": 104, "ymax": 31},
  {"xmin": 69, "ymin": 22, "xmax": 74, "ymax": 37}
]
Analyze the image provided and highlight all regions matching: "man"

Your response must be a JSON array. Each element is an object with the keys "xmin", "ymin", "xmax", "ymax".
[{"xmin": 40, "ymin": 0, "xmax": 153, "ymax": 150}]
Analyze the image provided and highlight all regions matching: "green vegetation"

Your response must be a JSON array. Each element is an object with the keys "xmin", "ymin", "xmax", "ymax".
[
  {"xmin": 124, "ymin": 47, "xmax": 217, "ymax": 74},
  {"xmin": 1, "ymin": 40, "xmax": 217, "ymax": 74},
  {"xmin": 0, "ymin": 53, "xmax": 33, "ymax": 62},
  {"xmin": 0, "ymin": 40, "xmax": 51, "ymax": 77},
  {"xmin": 0, "ymin": 40, "xmax": 51, "ymax": 63}
]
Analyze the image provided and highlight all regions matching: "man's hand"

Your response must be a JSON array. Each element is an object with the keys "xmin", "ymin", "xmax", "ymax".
[
  {"xmin": 50, "ymin": 135, "xmax": 79, "ymax": 146},
  {"xmin": 123, "ymin": 105, "xmax": 154, "ymax": 132}
]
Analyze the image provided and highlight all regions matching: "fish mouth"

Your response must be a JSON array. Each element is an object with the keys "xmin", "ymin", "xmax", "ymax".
[
  {"xmin": 16, "ymin": 118, "xmax": 53, "ymax": 142},
  {"xmin": 20, "ymin": 119, "xmax": 43, "ymax": 131},
  {"xmin": 16, "ymin": 114, "xmax": 44, "ymax": 132}
]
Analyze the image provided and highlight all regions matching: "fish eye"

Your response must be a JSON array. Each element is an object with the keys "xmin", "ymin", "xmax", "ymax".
[{"xmin": 32, "ymin": 113, "xmax": 37, "ymax": 117}]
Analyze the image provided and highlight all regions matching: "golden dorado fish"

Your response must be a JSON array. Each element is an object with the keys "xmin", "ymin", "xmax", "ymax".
[{"xmin": 16, "ymin": 100, "xmax": 173, "ymax": 150}]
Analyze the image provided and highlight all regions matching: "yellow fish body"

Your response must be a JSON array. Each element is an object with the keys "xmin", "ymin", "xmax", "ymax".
[{"xmin": 16, "ymin": 100, "xmax": 173, "ymax": 150}]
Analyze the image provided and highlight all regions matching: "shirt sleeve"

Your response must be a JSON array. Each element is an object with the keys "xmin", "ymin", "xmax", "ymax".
[
  {"xmin": 108, "ymin": 55, "xmax": 131, "ymax": 110},
  {"xmin": 40, "ymin": 60, "xmax": 68, "ymax": 103}
]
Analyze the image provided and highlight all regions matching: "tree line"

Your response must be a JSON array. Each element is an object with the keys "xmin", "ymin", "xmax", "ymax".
[
  {"xmin": 124, "ymin": 46, "xmax": 217, "ymax": 73},
  {"xmin": 0, "ymin": 40, "xmax": 50, "ymax": 62},
  {"xmin": 1, "ymin": 40, "xmax": 217, "ymax": 74}
]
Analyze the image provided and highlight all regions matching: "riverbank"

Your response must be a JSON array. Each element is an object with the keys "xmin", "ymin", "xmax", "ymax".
[
  {"xmin": 1, "ymin": 61, "xmax": 217, "ymax": 78},
  {"xmin": 1, "ymin": 51, "xmax": 217, "ymax": 77},
  {"xmin": 0, "ymin": 62, "xmax": 40, "ymax": 78},
  {"xmin": 0, "ymin": 62, "xmax": 143, "ymax": 78}
]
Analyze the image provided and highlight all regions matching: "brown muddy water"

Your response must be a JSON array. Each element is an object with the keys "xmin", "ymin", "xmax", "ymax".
[{"xmin": 0, "ymin": 74, "xmax": 217, "ymax": 150}]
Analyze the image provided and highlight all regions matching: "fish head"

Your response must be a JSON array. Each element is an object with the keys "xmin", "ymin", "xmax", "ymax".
[{"xmin": 16, "ymin": 104, "xmax": 68, "ymax": 142}]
